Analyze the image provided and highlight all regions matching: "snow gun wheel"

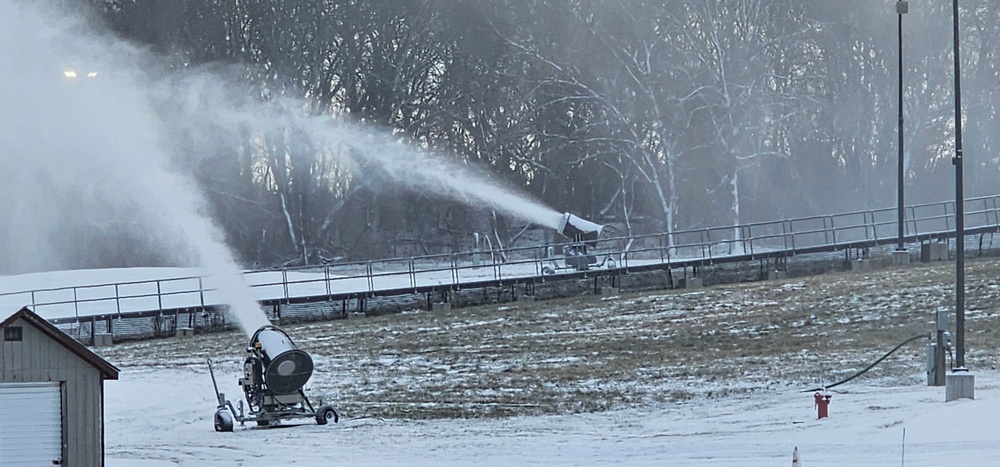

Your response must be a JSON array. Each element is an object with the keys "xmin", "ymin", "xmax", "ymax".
[
  {"xmin": 316, "ymin": 405, "xmax": 339, "ymax": 425},
  {"xmin": 214, "ymin": 409, "xmax": 234, "ymax": 432}
]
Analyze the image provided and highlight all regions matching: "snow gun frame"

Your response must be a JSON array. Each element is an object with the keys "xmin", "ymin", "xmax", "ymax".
[
  {"xmin": 542, "ymin": 213, "xmax": 615, "ymax": 274},
  {"xmin": 208, "ymin": 325, "xmax": 338, "ymax": 431}
]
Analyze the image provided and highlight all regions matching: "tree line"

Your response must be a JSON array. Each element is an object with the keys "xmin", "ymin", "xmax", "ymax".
[{"xmin": 88, "ymin": 0, "xmax": 1000, "ymax": 267}]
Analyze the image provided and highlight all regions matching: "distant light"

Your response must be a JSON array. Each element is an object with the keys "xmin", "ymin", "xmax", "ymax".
[
  {"xmin": 86, "ymin": 72, "xmax": 98, "ymax": 78},
  {"xmin": 63, "ymin": 70, "xmax": 78, "ymax": 78}
]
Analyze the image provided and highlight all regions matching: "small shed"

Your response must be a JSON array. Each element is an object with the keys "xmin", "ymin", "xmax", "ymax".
[{"xmin": 0, "ymin": 307, "xmax": 119, "ymax": 467}]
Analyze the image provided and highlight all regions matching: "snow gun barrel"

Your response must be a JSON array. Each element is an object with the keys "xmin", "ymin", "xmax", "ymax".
[
  {"xmin": 557, "ymin": 213, "xmax": 604, "ymax": 246},
  {"xmin": 248, "ymin": 325, "xmax": 313, "ymax": 394}
]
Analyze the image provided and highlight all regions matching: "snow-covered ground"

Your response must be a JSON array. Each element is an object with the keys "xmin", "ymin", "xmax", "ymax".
[
  {"xmin": 5, "ymin": 254, "xmax": 999, "ymax": 465},
  {"xmin": 91, "ymin": 255, "xmax": 1000, "ymax": 466},
  {"xmin": 104, "ymin": 366, "xmax": 1000, "ymax": 466}
]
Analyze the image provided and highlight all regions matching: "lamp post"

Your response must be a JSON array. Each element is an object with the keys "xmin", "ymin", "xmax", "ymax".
[
  {"xmin": 951, "ymin": 0, "xmax": 965, "ymax": 371},
  {"xmin": 895, "ymin": 1, "xmax": 907, "ymax": 254},
  {"xmin": 946, "ymin": 0, "xmax": 973, "ymax": 401}
]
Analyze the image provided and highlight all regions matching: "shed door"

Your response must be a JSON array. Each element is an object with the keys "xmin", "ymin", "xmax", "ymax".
[{"xmin": 0, "ymin": 382, "xmax": 62, "ymax": 466}]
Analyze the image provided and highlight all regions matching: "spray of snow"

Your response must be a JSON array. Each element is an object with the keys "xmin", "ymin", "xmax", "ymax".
[
  {"xmin": 304, "ymin": 116, "xmax": 565, "ymax": 229},
  {"xmin": 0, "ymin": 1, "xmax": 268, "ymax": 335},
  {"xmin": 0, "ymin": 1, "xmax": 563, "ymax": 335},
  {"xmin": 157, "ymin": 77, "xmax": 565, "ymax": 230}
]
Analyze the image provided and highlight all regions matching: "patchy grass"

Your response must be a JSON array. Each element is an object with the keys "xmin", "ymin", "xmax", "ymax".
[{"xmin": 101, "ymin": 256, "xmax": 1000, "ymax": 419}]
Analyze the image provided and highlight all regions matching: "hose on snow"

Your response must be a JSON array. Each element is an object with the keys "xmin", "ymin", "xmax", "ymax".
[{"xmin": 801, "ymin": 333, "xmax": 929, "ymax": 393}]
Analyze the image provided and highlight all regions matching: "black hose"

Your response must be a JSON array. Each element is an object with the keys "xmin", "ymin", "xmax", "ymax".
[{"xmin": 802, "ymin": 333, "xmax": 929, "ymax": 393}]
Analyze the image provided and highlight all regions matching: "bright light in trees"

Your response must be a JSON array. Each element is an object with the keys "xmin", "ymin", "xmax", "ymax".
[{"xmin": 63, "ymin": 70, "xmax": 99, "ymax": 79}]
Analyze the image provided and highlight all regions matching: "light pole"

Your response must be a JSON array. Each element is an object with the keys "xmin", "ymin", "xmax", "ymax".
[
  {"xmin": 895, "ymin": 1, "xmax": 908, "ymax": 255},
  {"xmin": 951, "ymin": 0, "xmax": 965, "ymax": 370},
  {"xmin": 946, "ymin": 0, "xmax": 974, "ymax": 401}
]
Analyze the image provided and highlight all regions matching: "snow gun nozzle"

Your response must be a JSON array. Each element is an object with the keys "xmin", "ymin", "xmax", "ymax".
[{"xmin": 557, "ymin": 213, "xmax": 604, "ymax": 247}]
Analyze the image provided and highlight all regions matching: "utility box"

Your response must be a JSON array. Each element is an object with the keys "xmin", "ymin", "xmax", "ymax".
[
  {"xmin": 677, "ymin": 277, "xmax": 703, "ymax": 289},
  {"xmin": 891, "ymin": 249, "xmax": 911, "ymax": 265},
  {"xmin": 848, "ymin": 259, "xmax": 877, "ymax": 272},
  {"xmin": 927, "ymin": 341, "xmax": 945, "ymax": 386},
  {"xmin": 93, "ymin": 332, "xmax": 113, "ymax": 347},
  {"xmin": 765, "ymin": 270, "xmax": 787, "ymax": 281},
  {"xmin": 921, "ymin": 242, "xmax": 949, "ymax": 262}
]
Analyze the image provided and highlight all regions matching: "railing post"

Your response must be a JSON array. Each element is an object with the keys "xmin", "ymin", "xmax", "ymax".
[
  {"xmin": 539, "ymin": 246, "xmax": 547, "ymax": 282},
  {"xmin": 873, "ymin": 211, "xmax": 880, "ymax": 242},
  {"xmin": 157, "ymin": 281, "xmax": 162, "ymax": 311},
  {"xmin": 73, "ymin": 288, "xmax": 79, "ymax": 323},
  {"xmin": 669, "ymin": 232, "xmax": 676, "ymax": 266},
  {"xmin": 787, "ymin": 220, "xmax": 796, "ymax": 252},
  {"xmin": 408, "ymin": 258, "xmax": 416, "ymax": 290},
  {"xmin": 984, "ymin": 198, "xmax": 991, "ymax": 227},
  {"xmin": 281, "ymin": 269, "xmax": 289, "ymax": 304},
  {"xmin": 746, "ymin": 224, "xmax": 754, "ymax": 257},
  {"xmin": 115, "ymin": 284, "xmax": 122, "ymax": 316},
  {"xmin": 198, "ymin": 277, "xmax": 205, "ymax": 308},
  {"xmin": 366, "ymin": 262, "xmax": 374, "ymax": 295},
  {"xmin": 703, "ymin": 229, "xmax": 712, "ymax": 261},
  {"xmin": 658, "ymin": 234, "xmax": 665, "ymax": 264},
  {"xmin": 829, "ymin": 216, "xmax": 837, "ymax": 246},
  {"xmin": 623, "ymin": 235, "xmax": 630, "ymax": 270},
  {"xmin": 993, "ymin": 196, "xmax": 1000, "ymax": 227},
  {"xmin": 860, "ymin": 211, "xmax": 869, "ymax": 242},
  {"xmin": 325, "ymin": 266, "xmax": 332, "ymax": 298}
]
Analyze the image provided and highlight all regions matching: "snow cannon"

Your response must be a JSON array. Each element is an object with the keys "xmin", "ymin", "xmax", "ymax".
[
  {"xmin": 207, "ymin": 325, "xmax": 338, "ymax": 432},
  {"xmin": 248, "ymin": 325, "xmax": 313, "ymax": 394},
  {"xmin": 542, "ymin": 213, "xmax": 615, "ymax": 274},
  {"xmin": 557, "ymin": 212, "xmax": 604, "ymax": 247}
]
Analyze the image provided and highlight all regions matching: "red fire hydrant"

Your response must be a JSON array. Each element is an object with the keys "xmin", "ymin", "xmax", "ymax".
[{"xmin": 814, "ymin": 391, "xmax": 832, "ymax": 419}]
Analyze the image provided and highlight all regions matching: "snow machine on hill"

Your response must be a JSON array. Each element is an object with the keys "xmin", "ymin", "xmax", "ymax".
[
  {"xmin": 542, "ymin": 213, "xmax": 615, "ymax": 274},
  {"xmin": 208, "ymin": 325, "xmax": 338, "ymax": 431}
]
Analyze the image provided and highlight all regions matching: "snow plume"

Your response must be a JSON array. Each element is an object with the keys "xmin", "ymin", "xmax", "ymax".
[
  {"xmin": 154, "ymin": 73, "xmax": 565, "ymax": 231},
  {"xmin": 0, "ymin": 1, "xmax": 269, "ymax": 335},
  {"xmin": 323, "ymin": 121, "xmax": 566, "ymax": 230},
  {"xmin": 0, "ymin": 0, "xmax": 562, "ymax": 332}
]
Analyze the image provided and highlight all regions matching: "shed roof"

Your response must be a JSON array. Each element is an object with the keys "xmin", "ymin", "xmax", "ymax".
[{"xmin": 1, "ymin": 307, "xmax": 120, "ymax": 380}]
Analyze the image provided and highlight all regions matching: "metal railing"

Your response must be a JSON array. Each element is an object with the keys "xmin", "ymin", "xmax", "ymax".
[{"xmin": 4, "ymin": 194, "xmax": 999, "ymax": 325}]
